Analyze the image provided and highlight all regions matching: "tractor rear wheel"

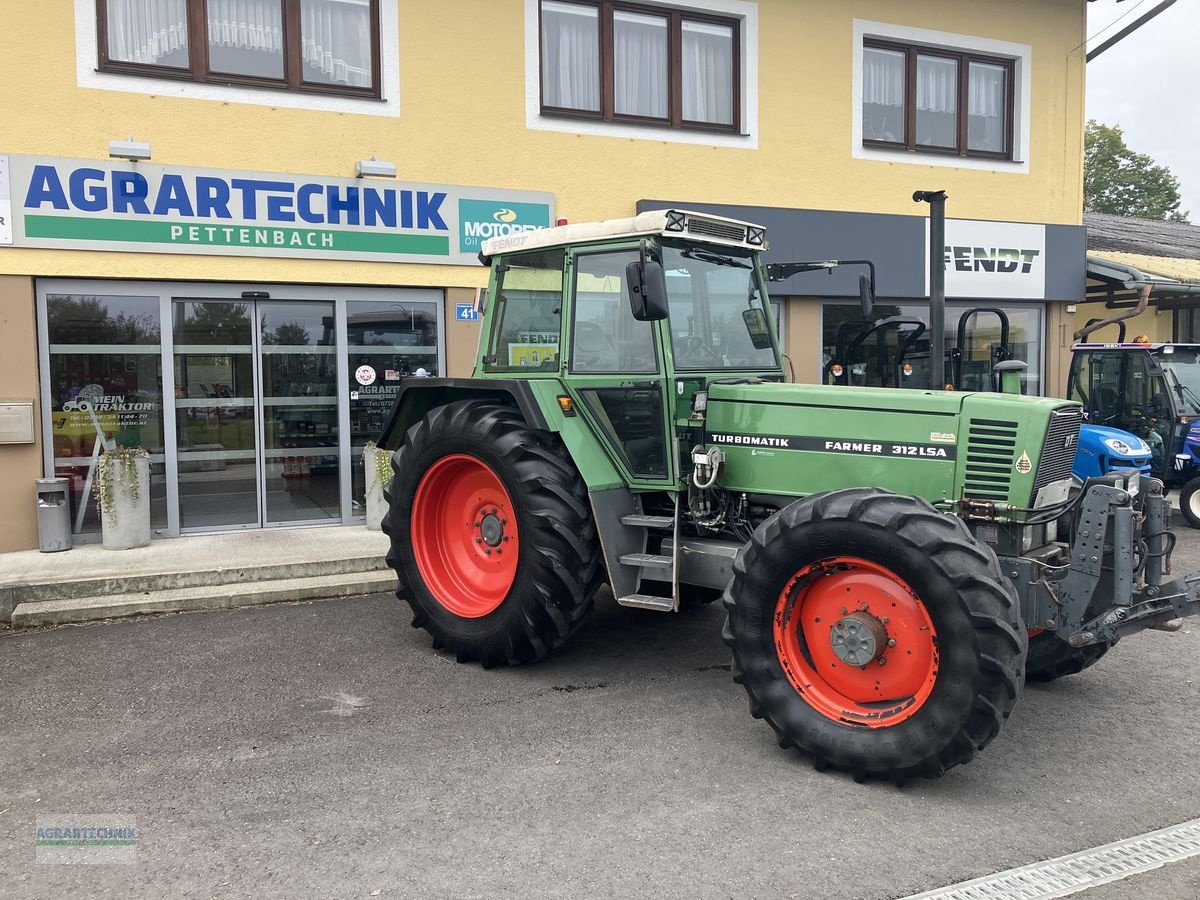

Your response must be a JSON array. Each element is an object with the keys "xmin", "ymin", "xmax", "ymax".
[
  {"xmin": 383, "ymin": 400, "xmax": 601, "ymax": 667},
  {"xmin": 1025, "ymin": 632, "xmax": 1113, "ymax": 682},
  {"xmin": 723, "ymin": 488, "xmax": 1026, "ymax": 780}
]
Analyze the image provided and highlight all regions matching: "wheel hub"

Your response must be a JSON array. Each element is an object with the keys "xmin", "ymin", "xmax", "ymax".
[
  {"xmin": 829, "ymin": 611, "xmax": 889, "ymax": 667},
  {"xmin": 479, "ymin": 511, "xmax": 505, "ymax": 547}
]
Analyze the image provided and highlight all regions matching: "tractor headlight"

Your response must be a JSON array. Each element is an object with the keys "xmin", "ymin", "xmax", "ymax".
[{"xmin": 1103, "ymin": 437, "xmax": 1148, "ymax": 456}]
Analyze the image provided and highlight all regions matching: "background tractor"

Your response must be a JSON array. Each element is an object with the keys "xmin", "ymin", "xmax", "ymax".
[{"xmin": 379, "ymin": 209, "xmax": 1200, "ymax": 781}]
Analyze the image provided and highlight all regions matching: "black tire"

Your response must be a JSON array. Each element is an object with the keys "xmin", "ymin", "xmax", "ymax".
[
  {"xmin": 1025, "ymin": 633, "xmax": 1113, "ymax": 682},
  {"xmin": 722, "ymin": 488, "xmax": 1026, "ymax": 780},
  {"xmin": 382, "ymin": 400, "xmax": 601, "ymax": 667},
  {"xmin": 1180, "ymin": 477, "xmax": 1200, "ymax": 529}
]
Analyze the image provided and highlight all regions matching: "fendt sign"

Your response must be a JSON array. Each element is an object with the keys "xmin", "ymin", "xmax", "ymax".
[
  {"xmin": 926, "ymin": 218, "xmax": 1047, "ymax": 300},
  {"xmin": 0, "ymin": 154, "xmax": 553, "ymax": 265}
]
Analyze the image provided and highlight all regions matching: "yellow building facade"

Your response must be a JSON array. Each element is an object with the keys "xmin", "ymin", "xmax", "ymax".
[{"xmin": 0, "ymin": 0, "xmax": 1090, "ymax": 550}]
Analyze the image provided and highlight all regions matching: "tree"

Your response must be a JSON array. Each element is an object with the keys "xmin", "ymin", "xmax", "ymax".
[{"xmin": 1085, "ymin": 120, "xmax": 1190, "ymax": 223}]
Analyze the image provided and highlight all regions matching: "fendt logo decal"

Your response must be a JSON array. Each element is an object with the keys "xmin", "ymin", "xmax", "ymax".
[
  {"xmin": 709, "ymin": 433, "xmax": 956, "ymax": 461},
  {"xmin": 945, "ymin": 245, "xmax": 1041, "ymax": 275}
]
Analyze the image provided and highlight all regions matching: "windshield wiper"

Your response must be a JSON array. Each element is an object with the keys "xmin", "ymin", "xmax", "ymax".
[{"xmin": 681, "ymin": 248, "xmax": 752, "ymax": 269}]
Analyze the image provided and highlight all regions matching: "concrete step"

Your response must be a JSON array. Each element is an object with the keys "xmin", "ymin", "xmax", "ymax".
[
  {"xmin": 10, "ymin": 570, "xmax": 398, "ymax": 629},
  {"xmin": 8, "ymin": 554, "xmax": 387, "ymax": 605}
]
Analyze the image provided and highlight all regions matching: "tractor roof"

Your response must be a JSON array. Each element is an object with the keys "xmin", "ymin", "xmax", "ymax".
[
  {"xmin": 480, "ymin": 208, "xmax": 768, "ymax": 258},
  {"xmin": 1073, "ymin": 343, "xmax": 1200, "ymax": 351}
]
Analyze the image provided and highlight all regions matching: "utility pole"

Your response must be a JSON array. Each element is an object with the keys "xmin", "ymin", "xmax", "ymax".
[{"xmin": 914, "ymin": 190, "xmax": 948, "ymax": 390}]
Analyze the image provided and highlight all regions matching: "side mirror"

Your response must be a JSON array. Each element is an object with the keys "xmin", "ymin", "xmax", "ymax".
[
  {"xmin": 626, "ymin": 259, "xmax": 669, "ymax": 321},
  {"xmin": 858, "ymin": 273, "xmax": 875, "ymax": 319},
  {"xmin": 741, "ymin": 308, "xmax": 772, "ymax": 350}
]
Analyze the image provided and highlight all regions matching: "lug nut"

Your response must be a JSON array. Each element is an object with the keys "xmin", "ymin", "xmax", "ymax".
[
  {"xmin": 887, "ymin": 638, "xmax": 896, "ymax": 648},
  {"xmin": 475, "ymin": 537, "xmax": 482, "ymax": 544}
]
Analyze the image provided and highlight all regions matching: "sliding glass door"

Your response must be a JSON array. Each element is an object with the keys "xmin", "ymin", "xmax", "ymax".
[{"xmin": 173, "ymin": 298, "xmax": 338, "ymax": 530}]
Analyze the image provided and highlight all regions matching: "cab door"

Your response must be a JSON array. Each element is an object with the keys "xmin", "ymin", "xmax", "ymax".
[{"xmin": 564, "ymin": 247, "xmax": 674, "ymax": 487}]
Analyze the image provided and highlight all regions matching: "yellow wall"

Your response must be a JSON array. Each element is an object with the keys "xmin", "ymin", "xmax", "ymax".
[
  {"xmin": 0, "ymin": 0, "xmax": 1088, "ymax": 290},
  {"xmin": 0, "ymin": 277, "xmax": 43, "ymax": 553}
]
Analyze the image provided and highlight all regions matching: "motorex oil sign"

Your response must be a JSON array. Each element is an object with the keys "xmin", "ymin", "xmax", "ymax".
[
  {"xmin": 458, "ymin": 199, "xmax": 551, "ymax": 255},
  {"xmin": 0, "ymin": 154, "xmax": 553, "ymax": 265}
]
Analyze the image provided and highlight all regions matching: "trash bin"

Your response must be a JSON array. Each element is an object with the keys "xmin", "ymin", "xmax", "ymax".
[{"xmin": 36, "ymin": 477, "xmax": 72, "ymax": 553}]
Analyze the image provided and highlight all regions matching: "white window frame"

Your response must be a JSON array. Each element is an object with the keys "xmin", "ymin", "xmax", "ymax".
[
  {"xmin": 524, "ymin": 0, "xmax": 759, "ymax": 149},
  {"xmin": 852, "ymin": 19, "xmax": 1032, "ymax": 174},
  {"xmin": 74, "ymin": 0, "xmax": 402, "ymax": 117}
]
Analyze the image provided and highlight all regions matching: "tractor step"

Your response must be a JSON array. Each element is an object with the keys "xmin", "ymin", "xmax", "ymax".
[
  {"xmin": 619, "ymin": 553, "xmax": 673, "ymax": 569},
  {"xmin": 620, "ymin": 514, "xmax": 674, "ymax": 530},
  {"xmin": 616, "ymin": 593, "xmax": 676, "ymax": 612}
]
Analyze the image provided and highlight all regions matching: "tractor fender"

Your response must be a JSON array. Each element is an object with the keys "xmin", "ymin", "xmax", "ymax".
[{"xmin": 378, "ymin": 378, "xmax": 554, "ymax": 449}]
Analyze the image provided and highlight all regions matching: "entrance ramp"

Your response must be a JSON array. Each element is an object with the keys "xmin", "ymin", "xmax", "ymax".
[{"xmin": 1, "ymin": 527, "xmax": 393, "ymax": 629}]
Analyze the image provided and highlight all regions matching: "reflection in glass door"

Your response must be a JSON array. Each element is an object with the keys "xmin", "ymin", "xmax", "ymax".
[
  {"xmin": 260, "ymin": 301, "xmax": 338, "ymax": 524},
  {"xmin": 174, "ymin": 300, "xmax": 260, "ymax": 529},
  {"xmin": 173, "ymin": 298, "xmax": 339, "ymax": 530}
]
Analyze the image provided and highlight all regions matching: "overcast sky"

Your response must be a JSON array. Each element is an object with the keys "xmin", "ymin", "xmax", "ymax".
[{"xmin": 1086, "ymin": 0, "xmax": 1200, "ymax": 220}]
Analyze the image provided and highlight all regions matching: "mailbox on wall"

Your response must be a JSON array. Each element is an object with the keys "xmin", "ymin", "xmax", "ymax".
[{"xmin": 0, "ymin": 400, "xmax": 35, "ymax": 444}]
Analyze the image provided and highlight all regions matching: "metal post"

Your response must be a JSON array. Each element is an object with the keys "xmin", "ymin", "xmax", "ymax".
[{"xmin": 914, "ymin": 190, "xmax": 948, "ymax": 389}]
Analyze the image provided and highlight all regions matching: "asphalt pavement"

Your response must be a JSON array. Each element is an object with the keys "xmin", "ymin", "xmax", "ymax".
[{"xmin": 3, "ymin": 525, "xmax": 1199, "ymax": 899}]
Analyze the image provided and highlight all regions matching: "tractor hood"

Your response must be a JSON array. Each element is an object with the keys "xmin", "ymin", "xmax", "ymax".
[{"xmin": 704, "ymin": 381, "xmax": 1079, "ymax": 508}]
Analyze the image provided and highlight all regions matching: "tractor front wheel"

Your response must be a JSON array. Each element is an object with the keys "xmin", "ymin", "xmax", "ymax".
[
  {"xmin": 723, "ymin": 488, "xmax": 1026, "ymax": 780},
  {"xmin": 383, "ymin": 401, "xmax": 601, "ymax": 667},
  {"xmin": 1179, "ymin": 476, "xmax": 1200, "ymax": 529}
]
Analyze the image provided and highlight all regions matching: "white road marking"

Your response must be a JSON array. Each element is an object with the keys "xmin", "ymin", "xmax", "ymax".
[
  {"xmin": 321, "ymin": 692, "xmax": 369, "ymax": 717},
  {"xmin": 901, "ymin": 818, "xmax": 1200, "ymax": 900}
]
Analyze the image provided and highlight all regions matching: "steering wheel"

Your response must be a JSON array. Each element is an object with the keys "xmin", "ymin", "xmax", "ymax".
[{"xmin": 678, "ymin": 336, "xmax": 723, "ymax": 366}]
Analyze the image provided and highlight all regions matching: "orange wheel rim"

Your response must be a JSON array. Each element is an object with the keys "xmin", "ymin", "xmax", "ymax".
[
  {"xmin": 410, "ymin": 454, "xmax": 519, "ymax": 618},
  {"xmin": 773, "ymin": 556, "xmax": 938, "ymax": 728}
]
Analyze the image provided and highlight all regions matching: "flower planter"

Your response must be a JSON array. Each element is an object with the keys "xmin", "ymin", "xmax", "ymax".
[
  {"xmin": 364, "ymin": 444, "xmax": 391, "ymax": 531},
  {"xmin": 100, "ymin": 453, "xmax": 151, "ymax": 550}
]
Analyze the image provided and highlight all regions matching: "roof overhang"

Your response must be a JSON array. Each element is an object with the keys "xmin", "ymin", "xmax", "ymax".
[{"xmin": 1085, "ymin": 254, "xmax": 1200, "ymax": 308}]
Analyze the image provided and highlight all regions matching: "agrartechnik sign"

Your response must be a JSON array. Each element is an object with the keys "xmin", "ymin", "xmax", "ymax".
[{"xmin": 0, "ymin": 154, "xmax": 553, "ymax": 265}]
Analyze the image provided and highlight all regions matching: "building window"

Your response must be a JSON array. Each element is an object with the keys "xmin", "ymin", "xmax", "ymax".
[
  {"xmin": 97, "ymin": 0, "xmax": 381, "ymax": 97},
  {"xmin": 862, "ymin": 39, "xmax": 1013, "ymax": 160},
  {"xmin": 540, "ymin": 0, "xmax": 738, "ymax": 131}
]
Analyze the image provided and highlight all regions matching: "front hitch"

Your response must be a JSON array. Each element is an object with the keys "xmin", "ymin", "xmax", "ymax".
[{"xmin": 1034, "ymin": 472, "xmax": 1196, "ymax": 646}]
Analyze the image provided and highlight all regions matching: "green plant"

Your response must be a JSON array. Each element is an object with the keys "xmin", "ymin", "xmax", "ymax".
[
  {"xmin": 364, "ymin": 441, "xmax": 392, "ymax": 489},
  {"xmin": 95, "ymin": 446, "xmax": 149, "ymax": 523}
]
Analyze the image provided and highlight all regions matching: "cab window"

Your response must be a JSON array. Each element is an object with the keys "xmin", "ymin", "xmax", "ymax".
[
  {"xmin": 571, "ymin": 250, "xmax": 658, "ymax": 374},
  {"xmin": 484, "ymin": 249, "xmax": 565, "ymax": 372}
]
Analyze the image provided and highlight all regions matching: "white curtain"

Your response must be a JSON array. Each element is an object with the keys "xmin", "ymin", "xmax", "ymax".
[
  {"xmin": 541, "ymin": 1, "xmax": 600, "ymax": 111},
  {"xmin": 614, "ymin": 11, "xmax": 667, "ymax": 118},
  {"xmin": 968, "ymin": 62, "xmax": 1005, "ymax": 150},
  {"xmin": 862, "ymin": 48, "xmax": 903, "ymax": 109},
  {"xmin": 682, "ymin": 21, "xmax": 733, "ymax": 125},
  {"xmin": 916, "ymin": 56, "xmax": 957, "ymax": 114},
  {"xmin": 301, "ymin": 0, "xmax": 373, "ymax": 87},
  {"xmin": 105, "ymin": 0, "xmax": 189, "ymax": 65},
  {"xmin": 969, "ymin": 63, "xmax": 1004, "ymax": 117},
  {"xmin": 206, "ymin": 0, "xmax": 284, "ymax": 54}
]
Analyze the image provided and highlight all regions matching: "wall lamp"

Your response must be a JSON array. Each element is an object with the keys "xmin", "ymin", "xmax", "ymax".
[
  {"xmin": 355, "ymin": 156, "xmax": 397, "ymax": 178},
  {"xmin": 108, "ymin": 137, "xmax": 152, "ymax": 161}
]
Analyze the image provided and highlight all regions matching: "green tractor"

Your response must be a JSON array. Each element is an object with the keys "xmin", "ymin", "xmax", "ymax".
[{"xmin": 379, "ymin": 209, "xmax": 1198, "ymax": 780}]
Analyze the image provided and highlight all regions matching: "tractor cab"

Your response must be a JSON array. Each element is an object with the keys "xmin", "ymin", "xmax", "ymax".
[{"xmin": 1067, "ymin": 340, "xmax": 1200, "ymax": 505}]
